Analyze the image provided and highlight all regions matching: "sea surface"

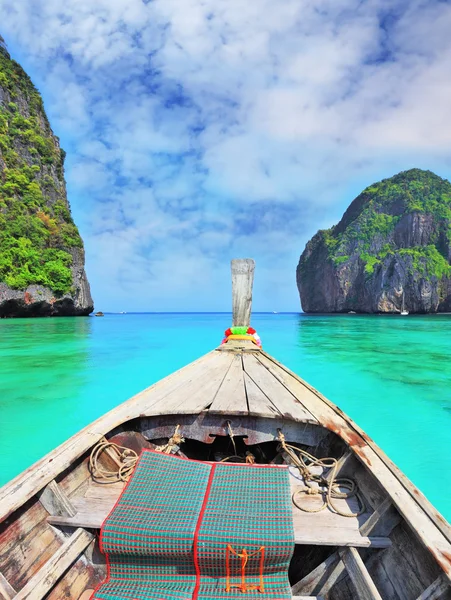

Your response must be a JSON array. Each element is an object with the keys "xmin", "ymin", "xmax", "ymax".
[{"xmin": 0, "ymin": 313, "xmax": 450, "ymax": 521}]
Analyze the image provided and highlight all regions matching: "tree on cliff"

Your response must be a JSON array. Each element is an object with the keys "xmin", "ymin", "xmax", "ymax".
[
  {"xmin": 297, "ymin": 169, "xmax": 451, "ymax": 314},
  {"xmin": 0, "ymin": 38, "xmax": 93, "ymax": 316}
]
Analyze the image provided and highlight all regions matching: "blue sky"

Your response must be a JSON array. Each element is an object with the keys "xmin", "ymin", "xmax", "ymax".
[{"xmin": 1, "ymin": 0, "xmax": 451, "ymax": 311}]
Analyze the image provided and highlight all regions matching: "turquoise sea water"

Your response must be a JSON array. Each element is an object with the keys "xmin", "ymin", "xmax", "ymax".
[{"xmin": 0, "ymin": 313, "xmax": 450, "ymax": 520}]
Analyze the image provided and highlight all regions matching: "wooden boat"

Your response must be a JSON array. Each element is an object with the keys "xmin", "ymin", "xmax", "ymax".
[{"xmin": 0, "ymin": 259, "xmax": 450, "ymax": 600}]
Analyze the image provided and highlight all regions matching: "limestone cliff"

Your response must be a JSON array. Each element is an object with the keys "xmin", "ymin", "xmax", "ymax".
[
  {"xmin": 297, "ymin": 169, "xmax": 451, "ymax": 313},
  {"xmin": 0, "ymin": 38, "xmax": 93, "ymax": 316}
]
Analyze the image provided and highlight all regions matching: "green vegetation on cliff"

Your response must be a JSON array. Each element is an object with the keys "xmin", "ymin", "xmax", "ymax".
[
  {"xmin": 0, "ymin": 45, "xmax": 83, "ymax": 295},
  {"xmin": 323, "ymin": 169, "xmax": 451, "ymax": 281}
]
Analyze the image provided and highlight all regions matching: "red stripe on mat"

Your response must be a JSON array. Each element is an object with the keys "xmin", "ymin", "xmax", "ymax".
[{"xmin": 192, "ymin": 463, "xmax": 216, "ymax": 600}]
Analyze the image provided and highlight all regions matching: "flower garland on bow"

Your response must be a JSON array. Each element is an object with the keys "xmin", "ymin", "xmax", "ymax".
[{"xmin": 221, "ymin": 326, "xmax": 262, "ymax": 347}]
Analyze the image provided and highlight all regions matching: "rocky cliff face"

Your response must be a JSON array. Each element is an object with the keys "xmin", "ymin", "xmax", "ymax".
[
  {"xmin": 0, "ymin": 39, "xmax": 93, "ymax": 316},
  {"xmin": 297, "ymin": 169, "xmax": 451, "ymax": 313}
]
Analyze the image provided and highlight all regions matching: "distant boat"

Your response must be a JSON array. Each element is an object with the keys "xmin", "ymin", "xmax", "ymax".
[
  {"xmin": 273, "ymin": 311, "xmax": 278, "ymax": 314},
  {"xmin": 95, "ymin": 311, "xmax": 104, "ymax": 317},
  {"xmin": 119, "ymin": 311, "xmax": 126, "ymax": 314},
  {"xmin": 401, "ymin": 292, "xmax": 409, "ymax": 316},
  {"xmin": 348, "ymin": 311, "xmax": 356, "ymax": 314}
]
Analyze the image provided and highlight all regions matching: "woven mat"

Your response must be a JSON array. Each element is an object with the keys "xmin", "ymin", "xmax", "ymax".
[{"xmin": 92, "ymin": 450, "xmax": 294, "ymax": 600}]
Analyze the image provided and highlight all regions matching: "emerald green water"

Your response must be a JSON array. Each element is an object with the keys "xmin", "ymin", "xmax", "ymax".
[{"xmin": 0, "ymin": 313, "xmax": 450, "ymax": 521}]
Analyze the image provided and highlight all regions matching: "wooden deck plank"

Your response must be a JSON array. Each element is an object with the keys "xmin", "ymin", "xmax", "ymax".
[
  {"xmin": 49, "ymin": 475, "xmax": 389, "ymax": 549},
  {"xmin": 83, "ymin": 481, "xmax": 124, "ymax": 499},
  {"xmin": 256, "ymin": 353, "xmax": 323, "ymax": 419},
  {"xmin": 208, "ymin": 354, "xmax": 248, "ymax": 414},
  {"xmin": 339, "ymin": 547, "xmax": 383, "ymax": 600},
  {"xmin": 289, "ymin": 466, "xmax": 372, "ymax": 532},
  {"xmin": 242, "ymin": 354, "xmax": 317, "ymax": 422},
  {"xmin": 48, "ymin": 498, "xmax": 112, "ymax": 529},
  {"xmin": 294, "ymin": 531, "xmax": 390, "ymax": 548},
  {"xmin": 148, "ymin": 351, "xmax": 235, "ymax": 414},
  {"xmin": 243, "ymin": 372, "xmax": 282, "ymax": 418},
  {"xmin": 14, "ymin": 528, "xmax": 93, "ymax": 600}
]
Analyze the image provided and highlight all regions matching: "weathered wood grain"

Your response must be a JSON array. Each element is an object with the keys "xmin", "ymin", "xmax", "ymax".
[
  {"xmin": 292, "ymin": 552, "xmax": 343, "ymax": 596},
  {"xmin": 243, "ymin": 372, "xmax": 281, "ymax": 417},
  {"xmin": 45, "ymin": 554, "xmax": 100, "ymax": 600},
  {"xmin": 243, "ymin": 354, "xmax": 317, "ymax": 422},
  {"xmin": 231, "ymin": 258, "xmax": 255, "ymax": 327},
  {"xmin": 48, "ymin": 497, "xmax": 113, "ymax": 529},
  {"xmin": 360, "ymin": 497, "xmax": 400, "ymax": 536},
  {"xmin": 209, "ymin": 354, "xmax": 248, "ymax": 414},
  {"xmin": 1, "ymin": 315, "xmax": 450, "ymax": 599},
  {"xmin": 77, "ymin": 591, "xmax": 96, "ymax": 600},
  {"xmin": 84, "ymin": 481, "xmax": 124, "ymax": 499},
  {"xmin": 14, "ymin": 528, "xmax": 93, "ymax": 600},
  {"xmin": 256, "ymin": 353, "xmax": 326, "ymax": 418},
  {"xmin": 375, "ymin": 545, "xmax": 426, "ymax": 600},
  {"xmin": 148, "ymin": 351, "xmax": 235, "ymax": 414},
  {"xmin": 295, "ymin": 530, "xmax": 390, "ymax": 548},
  {"xmin": 324, "ymin": 450, "xmax": 353, "ymax": 482},
  {"xmin": 0, "ymin": 500, "xmax": 62, "ymax": 591},
  {"xmin": 38, "ymin": 480, "xmax": 76, "ymax": 517},
  {"xmin": 339, "ymin": 547, "xmax": 383, "ymax": 600},
  {"xmin": 0, "ymin": 572, "xmax": 15, "ymax": 600},
  {"xmin": 415, "ymin": 575, "xmax": 450, "ymax": 600},
  {"xmin": 57, "ymin": 456, "xmax": 91, "ymax": 500}
]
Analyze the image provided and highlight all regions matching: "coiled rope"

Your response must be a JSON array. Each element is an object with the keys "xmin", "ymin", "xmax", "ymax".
[
  {"xmin": 89, "ymin": 426, "xmax": 183, "ymax": 483},
  {"xmin": 277, "ymin": 430, "xmax": 365, "ymax": 517},
  {"xmin": 89, "ymin": 437, "xmax": 138, "ymax": 483}
]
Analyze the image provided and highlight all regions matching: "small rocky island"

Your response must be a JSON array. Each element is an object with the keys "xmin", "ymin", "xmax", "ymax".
[
  {"xmin": 297, "ymin": 169, "xmax": 451, "ymax": 313},
  {"xmin": 0, "ymin": 38, "xmax": 93, "ymax": 316}
]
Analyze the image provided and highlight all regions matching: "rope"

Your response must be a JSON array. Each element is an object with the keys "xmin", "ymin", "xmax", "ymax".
[
  {"xmin": 220, "ymin": 423, "xmax": 256, "ymax": 464},
  {"xmin": 220, "ymin": 455, "xmax": 246, "ymax": 463},
  {"xmin": 89, "ymin": 437, "xmax": 138, "ymax": 483},
  {"xmin": 227, "ymin": 421, "xmax": 237, "ymax": 456},
  {"xmin": 155, "ymin": 425, "xmax": 184, "ymax": 454},
  {"xmin": 225, "ymin": 545, "xmax": 265, "ymax": 593},
  {"xmin": 90, "ymin": 426, "xmax": 183, "ymax": 483},
  {"xmin": 277, "ymin": 430, "xmax": 365, "ymax": 518}
]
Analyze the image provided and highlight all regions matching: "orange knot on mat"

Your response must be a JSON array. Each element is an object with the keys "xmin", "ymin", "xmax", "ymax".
[{"xmin": 225, "ymin": 544, "xmax": 265, "ymax": 594}]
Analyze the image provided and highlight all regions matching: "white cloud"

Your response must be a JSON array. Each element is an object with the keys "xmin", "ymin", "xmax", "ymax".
[{"xmin": 1, "ymin": 0, "xmax": 451, "ymax": 310}]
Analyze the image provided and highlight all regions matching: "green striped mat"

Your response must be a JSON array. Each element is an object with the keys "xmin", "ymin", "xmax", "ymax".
[{"xmin": 92, "ymin": 450, "xmax": 294, "ymax": 600}]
